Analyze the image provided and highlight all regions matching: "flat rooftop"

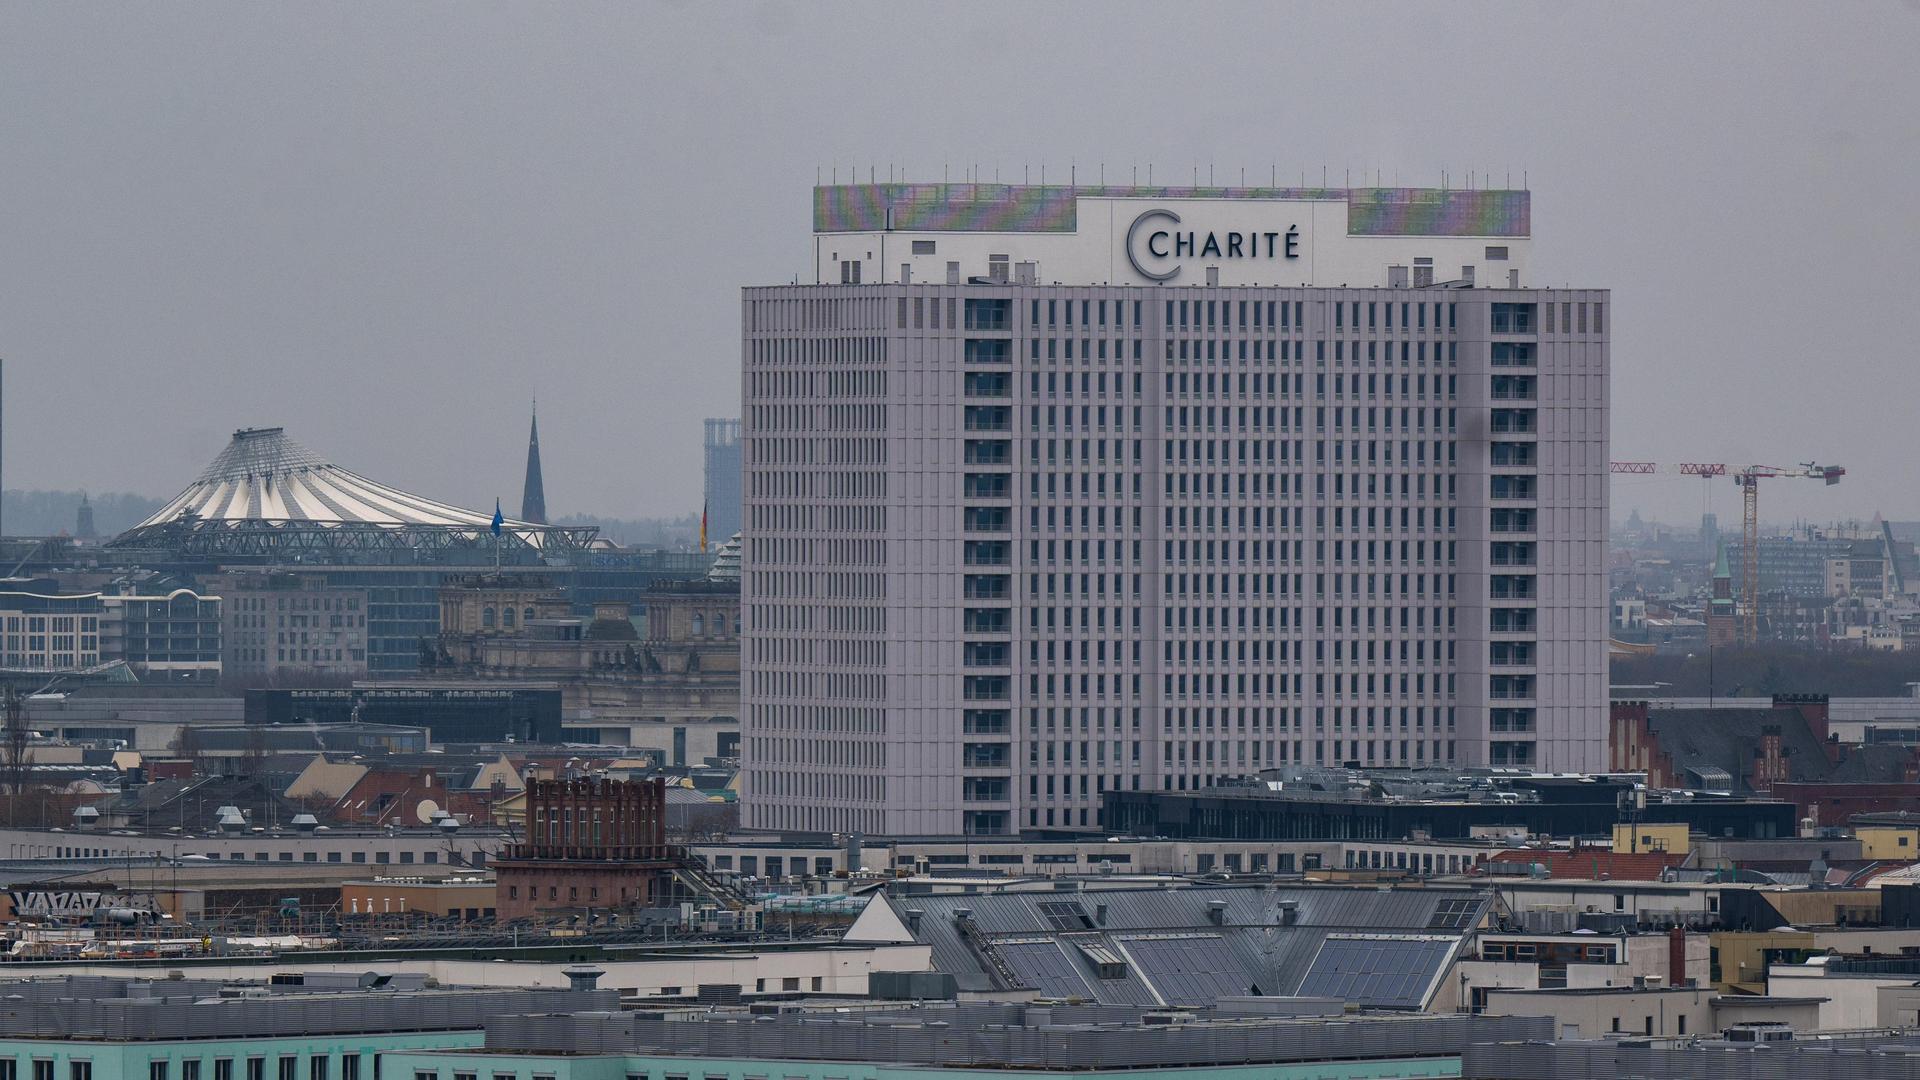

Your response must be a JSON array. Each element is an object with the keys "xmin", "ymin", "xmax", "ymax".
[
  {"xmin": 0, "ymin": 975, "xmax": 614, "ymax": 1041},
  {"xmin": 1466, "ymin": 1029, "xmax": 1920, "ymax": 1080},
  {"xmin": 475, "ymin": 1002, "xmax": 1552, "ymax": 1069}
]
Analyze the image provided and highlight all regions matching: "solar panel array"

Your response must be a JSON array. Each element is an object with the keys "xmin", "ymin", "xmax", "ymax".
[
  {"xmin": 1120, "ymin": 935, "xmax": 1260, "ymax": 1006},
  {"xmin": 997, "ymin": 940, "xmax": 1096, "ymax": 1000},
  {"xmin": 1427, "ymin": 897, "xmax": 1483, "ymax": 930},
  {"xmin": 1036, "ymin": 900, "xmax": 1093, "ymax": 930},
  {"xmin": 1295, "ymin": 935, "xmax": 1456, "ymax": 1009}
]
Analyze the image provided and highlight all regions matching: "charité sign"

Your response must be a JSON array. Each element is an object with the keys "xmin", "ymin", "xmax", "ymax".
[{"xmin": 1125, "ymin": 208, "xmax": 1301, "ymax": 282}]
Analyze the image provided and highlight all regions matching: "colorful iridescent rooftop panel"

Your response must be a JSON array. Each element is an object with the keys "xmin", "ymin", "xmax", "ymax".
[
  {"xmin": 1346, "ymin": 187, "xmax": 1529, "ymax": 238},
  {"xmin": 814, "ymin": 183, "xmax": 1528, "ymax": 237}
]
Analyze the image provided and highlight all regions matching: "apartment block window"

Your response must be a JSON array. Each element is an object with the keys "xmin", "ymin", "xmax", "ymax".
[
  {"xmin": 1490, "ymin": 342, "xmax": 1535, "ymax": 367},
  {"xmin": 32, "ymin": 1061, "xmax": 51, "ymax": 1080},
  {"xmin": 246, "ymin": 1060, "xmax": 265, "ymax": 1080},
  {"xmin": 310, "ymin": 1060, "xmax": 328, "ymax": 1080},
  {"xmin": 69, "ymin": 1067, "xmax": 90, "ymax": 1080},
  {"xmin": 279, "ymin": 1058, "xmax": 297, "ymax": 1080},
  {"xmin": 1489, "ymin": 303, "xmax": 1535, "ymax": 334},
  {"xmin": 339, "ymin": 1061, "xmax": 358, "ymax": 1080},
  {"xmin": 183, "ymin": 1064, "xmax": 202, "ymax": 1080}
]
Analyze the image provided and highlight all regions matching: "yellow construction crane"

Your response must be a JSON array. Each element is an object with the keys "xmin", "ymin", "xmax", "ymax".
[{"xmin": 1611, "ymin": 460, "xmax": 1846, "ymax": 642}]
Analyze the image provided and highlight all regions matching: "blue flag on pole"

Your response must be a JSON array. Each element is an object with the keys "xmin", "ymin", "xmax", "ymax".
[{"xmin": 491, "ymin": 499, "xmax": 504, "ymax": 536}]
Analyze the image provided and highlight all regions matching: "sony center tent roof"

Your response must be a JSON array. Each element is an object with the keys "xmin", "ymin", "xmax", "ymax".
[{"xmin": 110, "ymin": 427, "xmax": 595, "ymax": 558}]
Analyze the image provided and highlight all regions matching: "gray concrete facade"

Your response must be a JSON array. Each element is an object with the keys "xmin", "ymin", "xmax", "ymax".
[{"xmin": 741, "ymin": 284, "xmax": 1607, "ymax": 836}]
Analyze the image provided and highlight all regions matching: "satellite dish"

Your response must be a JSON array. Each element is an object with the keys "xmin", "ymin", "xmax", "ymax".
[{"xmin": 415, "ymin": 798, "xmax": 441, "ymax": 825}]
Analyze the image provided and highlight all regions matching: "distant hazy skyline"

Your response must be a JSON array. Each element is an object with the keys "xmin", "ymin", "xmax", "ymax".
[{"xmin": 2, "ymin": 3, "xmax": 1915, "ymax": 525}]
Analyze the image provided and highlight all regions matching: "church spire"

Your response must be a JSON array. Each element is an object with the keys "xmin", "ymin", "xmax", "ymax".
[{"xmin": 520, "ymin": 401, "xmax": 547, "ymax": 525}]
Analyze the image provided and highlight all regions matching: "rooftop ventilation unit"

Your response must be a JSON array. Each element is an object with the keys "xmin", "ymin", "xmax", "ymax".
[
  {"xmin": 1723, "ymin": 1022, "xmax": 1793, "ymax": 1043},
  {"xmin": 562, "ymin": 966, "xmax": 604, "ymax": 992}
]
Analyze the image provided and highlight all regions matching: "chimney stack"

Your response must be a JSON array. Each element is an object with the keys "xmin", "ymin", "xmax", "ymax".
[{"xmin": 1669, "ymin": 925, "xmax": 1688, "ymax": 987}]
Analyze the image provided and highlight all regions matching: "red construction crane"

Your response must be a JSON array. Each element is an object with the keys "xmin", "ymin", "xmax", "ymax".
[{"xmin": 1609, "ymin": 460, "xmax": 1846, "ymax": 643}]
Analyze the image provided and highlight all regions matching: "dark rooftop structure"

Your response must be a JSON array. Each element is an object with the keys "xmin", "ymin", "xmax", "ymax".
[
  {"xmin": 1465, "ymin": 1027, "xmax": 1920, "ymax": 1080},
  {"xmin": 0, "ymin": 974, "xmax": 616, "ymax": 1041},
  {"xmin": 473, "ymin": 1001, "xmax": 1552, "ymax": 1071},
  {"xmin": 1614, "ymin": 696, "xmax": 1914, "ymax": 796},
  {"xmin": 245, "ymin": 686, "xmax": 562, "ymax": 744},
  {"xmin": 845, "ymin": 882, "xmax": 1491, "ymax": 1010},
  {"xmin": 89, "ymin": 774, "xmax": 304, "ymax": 831},
  {"xmin": 1103, "ymin": 775, "xmax": 1800, "ymax": 841},
  {"xmin": 189, "ymin": 721, "xmax": 429, "ymax": 755}
]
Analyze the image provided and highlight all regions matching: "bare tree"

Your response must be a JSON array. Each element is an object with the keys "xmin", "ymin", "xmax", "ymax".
[
  {"xmin": 171, "ymin": 724, "xmax": 207, "ymax": 777},
  {"xmin": 242, "ymin": 723, "xmax": 268, "ymax": 776}
]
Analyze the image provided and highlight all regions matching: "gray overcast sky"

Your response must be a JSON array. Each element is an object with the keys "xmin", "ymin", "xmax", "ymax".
[{"xmin": 2, "ymin": 2, "xmax": 1915, "ymax": 529}]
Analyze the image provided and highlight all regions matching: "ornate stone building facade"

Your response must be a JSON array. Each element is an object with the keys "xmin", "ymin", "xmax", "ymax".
[{"xmin": 426, "ymin": 578, "xmax": 739, "ymax": 764}]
